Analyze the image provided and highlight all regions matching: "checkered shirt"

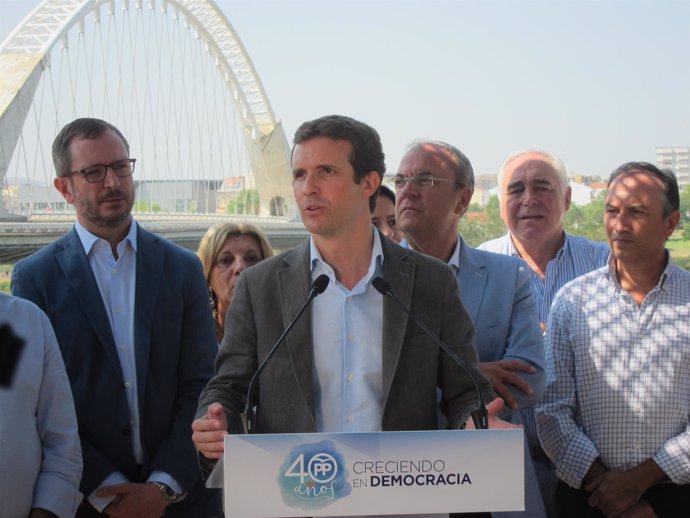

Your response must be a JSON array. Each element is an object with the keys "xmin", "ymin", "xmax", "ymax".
[{"xmin": 536, "ymin": 256, "xmax": 690, "ymax": 488}]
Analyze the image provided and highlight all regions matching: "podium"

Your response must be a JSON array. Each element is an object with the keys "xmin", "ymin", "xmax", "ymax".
[{"xmin": 209, "ymin": 429, "xmax": 524, "ymax": 517}]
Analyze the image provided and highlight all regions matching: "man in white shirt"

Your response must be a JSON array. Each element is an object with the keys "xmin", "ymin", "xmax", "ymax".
[{"xmin": 193, "ymin": 115, "xmax": 502, "ymax": 517}]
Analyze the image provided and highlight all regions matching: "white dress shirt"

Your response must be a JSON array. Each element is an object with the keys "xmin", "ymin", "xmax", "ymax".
[
  {"xmin": 310, "ymin": 227, "xmax": 384, "ymax": 432},
  {"xmin": 75, "ymin": 221, "xmax": 183, "ymax": 509}
]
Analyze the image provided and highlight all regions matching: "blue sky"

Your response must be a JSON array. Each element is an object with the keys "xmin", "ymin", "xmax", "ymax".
[{"xmin": 2, "ymin": 0, "xmax": 688, "ymax": 178}]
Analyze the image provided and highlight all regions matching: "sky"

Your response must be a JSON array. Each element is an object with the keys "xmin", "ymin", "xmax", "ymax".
[{"xmin": 1, "ymin": 0, "xmax": 688, "ymax": 178}]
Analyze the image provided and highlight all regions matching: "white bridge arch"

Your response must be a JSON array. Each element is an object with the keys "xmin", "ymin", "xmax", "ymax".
[{"xmin": 0, "ymin": 0, "xmax": 296, "ymax": 219}]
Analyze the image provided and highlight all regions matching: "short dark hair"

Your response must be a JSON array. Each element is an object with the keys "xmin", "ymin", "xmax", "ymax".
[
  {"xmin": 292, "ymin": 115, "xmax": 385, "ymax": 211},
  {"xmin": 53, "ymin": 118, "xmax": 130, "ymax": 177},
  {"xmin": 373, "ymin": 184, "xmax": 396, "ymax": 211},
  {"xmin": 607, "ymin": 161, "xmax": 679, "ymax": 217},
  {"xmin": 378, "ymin": 184, "xmax": 396, "ymax": 204}
]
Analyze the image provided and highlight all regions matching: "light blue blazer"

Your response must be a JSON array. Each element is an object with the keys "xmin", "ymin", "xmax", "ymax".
[{"xmin": 455, "ymin": 235, "xmax": 545, "ymax": 410}]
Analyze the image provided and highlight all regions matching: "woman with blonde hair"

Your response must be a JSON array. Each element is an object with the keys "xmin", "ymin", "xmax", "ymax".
[{"xmin": 198, "ymin": 222, "xmax": 274, "ymax": 342}]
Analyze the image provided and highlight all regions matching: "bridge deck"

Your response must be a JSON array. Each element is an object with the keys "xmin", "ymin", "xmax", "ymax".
[{"xmin": 0, "ymin": 217, "xmax": 310, "ymax": 263}]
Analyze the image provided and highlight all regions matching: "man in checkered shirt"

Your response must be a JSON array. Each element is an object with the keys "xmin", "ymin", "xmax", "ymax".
[{"xmin": 536, "ymin": 162, "xmax": 690, "ymax": 518}]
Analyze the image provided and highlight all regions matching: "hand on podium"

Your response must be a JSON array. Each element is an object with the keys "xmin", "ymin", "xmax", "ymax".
[
  {"xmin": 192, "ymin": 402, "xmax": 229, "ymax": 459},
  {"xmin": 466, "ymin": 398, "xmax": 522, "ymax": 430}
]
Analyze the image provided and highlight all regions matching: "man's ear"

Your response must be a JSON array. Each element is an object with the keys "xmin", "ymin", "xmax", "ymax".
[
  {"xmin": 564, "ymin": 185, "xmax": 572, "ymax": 212},
  {"xmin": 54, "ymin": 176, "xmax": 74, "ymax": 204},
  {"xmin": 361, "ymin": 170, "xmax": 381, "ymax": 199},
  {"xmin": 665, "ymin": 210, "xmax": 681, "ymax": 238},
  {"xmin": 455, "ymin": 186, "xmax": 473, "ymax": 217}
]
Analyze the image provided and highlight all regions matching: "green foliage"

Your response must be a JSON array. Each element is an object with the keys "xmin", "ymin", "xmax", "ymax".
[
  {"xmin": 458, "ymin": 195, "xmax": 507, "ymax": 247},
  {"xmin": 680, "ymin": 184, "xmax": 690, "ymax": 223},
  {"xmin": 460, "ymin": 193, "xmax": 609, "ymax": 247},
  {"xmin": 671, "ymin": 254, "xmax": 690, "ymax": 271},
  {"xmin": 226, "ymin": 189, "xmax": 260, "ymax": 215},
  {"xmin": 133, "ymin": 201, "xmax": 161, "ymax": 212},
  {"xmin": 563, "ymin": 191, "xmax": 607, "ymax": 242},
  {"xmin": 684, "ymin": 225, "xmax": 690, "ymax": 241},
  {"xmin": 0, "ymin": 264, "xmax": 11, "ymax": 294}
]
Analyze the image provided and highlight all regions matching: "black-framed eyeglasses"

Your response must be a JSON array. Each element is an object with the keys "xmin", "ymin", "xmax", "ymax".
[
  {"xmin": 65, "ymin": 158, "xmax": 136, "ymax": 183},
  {"xmin": 394, "ymin": 172, "xmax": 459, "ymax": 190}
]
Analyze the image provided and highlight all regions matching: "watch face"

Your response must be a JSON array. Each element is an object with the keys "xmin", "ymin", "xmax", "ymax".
[{"xmin": 151, "ymin": 481, "xmax": 175, "ymax": 502}]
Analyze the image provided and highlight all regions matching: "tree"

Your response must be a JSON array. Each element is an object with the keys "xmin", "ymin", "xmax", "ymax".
[
  {"xmin": 226, "ymin": 189, "xmax": 260, "ymax": 215},
  {"xmin": 459, "ymin": 195, "xmax": 507, "ymax": 247},
  {"xmin": 563, "ymin": 191, "xmax": 607, "ymax": 242},
  {"xmin": 133, "ymin": 201, "xmax": 161, "ymax": 213},
  {"xmin": 679, "ymin": 184, "xmax": 690, "ymax": 223}
]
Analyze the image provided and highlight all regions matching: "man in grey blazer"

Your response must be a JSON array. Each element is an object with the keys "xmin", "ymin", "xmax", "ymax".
[
  {"xmin": 12, "ymin": 118, "xmax": 218, "ymax": 518},
  {"xmin": 193, "ymin": 116, "xmax": 499, "ymax": 480},
  {"xmin": 395, "ymin": 141, "xmax": 545, "ymax": 518}
]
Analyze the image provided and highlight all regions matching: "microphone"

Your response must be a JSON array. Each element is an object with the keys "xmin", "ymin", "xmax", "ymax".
[
  {"xmin": 371, "ymin": 277, "xmax": 489, "ymax": 430},
  {"xmin": 242, "ymin": 274, "xmax": 330, "ymax": 433}
]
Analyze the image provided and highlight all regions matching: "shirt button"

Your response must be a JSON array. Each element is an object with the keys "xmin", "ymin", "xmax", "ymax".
[
  {"xmin": 112, "ymin": 268, "xmax": 117, "ymax": 274},
  {"xmin": 633, "ymin": 404, "xmax": 641, "ymax": 413},
  {"xmin": 124, "ymin": 381, "xmax": 131, "ymax": 388},
  {"xmin": 347, "ymin": 334, "xmax": 355, "ymax": 342},
  {"xmin": 347, "ymin": 374, "xmax": 355, "ymax": 382},
  {"xmin": 346, "ymin": 415, "xmax": 354, "ymax": 422}
]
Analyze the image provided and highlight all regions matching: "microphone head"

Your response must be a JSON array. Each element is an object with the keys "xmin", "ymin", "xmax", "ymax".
[
  {"xmin": 372, "ymin": 276, "xmax": 391, "ymax": 296},
  {"xmin": 312, "ymin": 274, "xmax": 330, "ymax": 295}
]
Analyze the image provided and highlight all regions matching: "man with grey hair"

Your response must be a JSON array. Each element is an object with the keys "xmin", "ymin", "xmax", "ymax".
[
  {"xmin": 480, "ymin": 150, "xmax": 609, "ymax": 516},
  {"xmin": 396, "ymin": 141, "xmax": 546, "ymax": 517}
]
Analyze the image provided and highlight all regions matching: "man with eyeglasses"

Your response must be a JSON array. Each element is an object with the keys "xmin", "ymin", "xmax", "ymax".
[
  {"xmin": 12, "ymin": 118, "xmax": 219, "ymax": 518},
  {"xmin": 395, "ymin": 141, "xmax": 546, "ymax": 518}
]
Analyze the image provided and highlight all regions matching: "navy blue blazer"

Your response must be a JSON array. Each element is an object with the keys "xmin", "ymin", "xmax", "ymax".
[{"xmin": 12, "ymin": 224, "xmax": 217, "ymax": 511}]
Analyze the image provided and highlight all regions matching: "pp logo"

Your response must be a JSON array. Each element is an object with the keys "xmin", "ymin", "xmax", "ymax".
[
  {"xmin": 306, "ymin": 452, "xmax": 338, "ymax": 483},
  {"xmin": 278, "ymin": 441, "xmax": 352, "ymax": 510}
]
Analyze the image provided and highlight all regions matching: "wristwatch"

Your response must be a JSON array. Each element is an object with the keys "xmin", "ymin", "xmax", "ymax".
[{"xmin": 148, "ymin": 481, "xmax": 176, "ymax": 503}]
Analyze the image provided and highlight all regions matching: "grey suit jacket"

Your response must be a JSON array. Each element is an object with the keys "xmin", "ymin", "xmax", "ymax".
[{"xmin": 197, "ymin": 235, "xmax": 495, "ymax": 437}]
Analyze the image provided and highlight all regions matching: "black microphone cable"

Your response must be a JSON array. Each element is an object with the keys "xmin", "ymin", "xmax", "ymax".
[
  {"xmin": 372, "ymin": 276, "xmax": 489, "ymax": 430},
  {"xmin": 242, "ymin": 274, "xmax": 330, "ymax": 433}
]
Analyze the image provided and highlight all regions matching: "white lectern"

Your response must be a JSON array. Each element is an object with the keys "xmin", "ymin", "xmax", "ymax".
[{"xmin": 208, "ymin": 429, "xmax": 524, "ymax": 517}]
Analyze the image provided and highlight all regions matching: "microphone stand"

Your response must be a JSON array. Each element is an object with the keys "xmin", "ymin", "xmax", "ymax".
[
  {"xmin": 242, "ymin": 274, "xmax": 330, "ymax": 433},
  {"xmin": 372, "ymin": 277, "xmax": 489, "ymax": 430}
]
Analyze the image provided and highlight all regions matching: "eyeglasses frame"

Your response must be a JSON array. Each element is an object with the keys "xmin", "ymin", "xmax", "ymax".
[
  {"xmin": 64, "ymin": 158, "xmax": 137, "ymax": 183},
  {"xmin": 393, "ymin": 172, "xmax": 460, "ymax": 190}
]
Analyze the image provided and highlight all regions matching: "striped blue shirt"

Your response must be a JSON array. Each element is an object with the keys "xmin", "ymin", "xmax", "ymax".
[
  {"xmin": 479, "ymin": 232, "xmax": 609, "ymax": 447},
  {"xmin": 478, "ymin": 233, "xmax": 609, "ymax": 323}
]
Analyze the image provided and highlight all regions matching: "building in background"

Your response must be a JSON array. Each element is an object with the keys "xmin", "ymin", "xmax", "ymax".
[{"xmin": 657, "ymin": 147, "xmax": 690, "ymax": 187}]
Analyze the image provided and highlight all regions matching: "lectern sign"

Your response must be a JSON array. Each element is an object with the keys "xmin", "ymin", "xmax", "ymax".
[{"xmin": 224, "ymin": 429, "xmax": 523, "ymax": 517}]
